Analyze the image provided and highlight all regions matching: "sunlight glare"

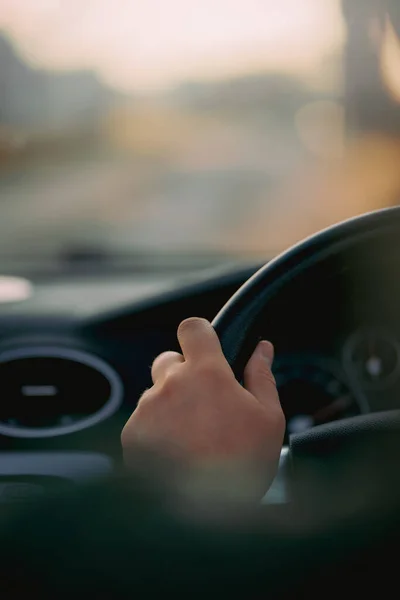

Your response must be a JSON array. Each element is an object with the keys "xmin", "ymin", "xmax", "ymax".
[{"xmin": 0, "ymin": 0, "xmax": 344, "ymax": 92}]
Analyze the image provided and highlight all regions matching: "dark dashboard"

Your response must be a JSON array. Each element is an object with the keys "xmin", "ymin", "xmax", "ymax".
[{"xmin": 0, "ymin": 247, "xmax": 399, "ymax": 495}]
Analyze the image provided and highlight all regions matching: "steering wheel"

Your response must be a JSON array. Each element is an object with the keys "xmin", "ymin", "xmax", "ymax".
[{"xmin": 212, "ymin": 207, "xmax": 400, "ymax": 502}]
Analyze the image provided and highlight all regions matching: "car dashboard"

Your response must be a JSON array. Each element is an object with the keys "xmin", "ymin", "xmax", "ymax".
[{"xmin": 0, "ymin": 250, "xmax": 399, "ymax": 498}]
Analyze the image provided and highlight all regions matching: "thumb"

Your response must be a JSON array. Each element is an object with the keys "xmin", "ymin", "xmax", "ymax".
[{"xmin": 243, "ymin": 341, "xmax": 280, "ymax": 409}]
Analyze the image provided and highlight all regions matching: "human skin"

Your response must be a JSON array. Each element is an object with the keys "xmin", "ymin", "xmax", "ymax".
[{"xmin": 121, "ymin": 317, "xmax": 285, "ymax": 500}]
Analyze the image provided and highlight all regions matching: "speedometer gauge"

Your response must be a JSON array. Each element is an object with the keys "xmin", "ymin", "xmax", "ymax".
[{"xmin": 273, "ymin": 358, "xmax": 359, "ymax": 441}]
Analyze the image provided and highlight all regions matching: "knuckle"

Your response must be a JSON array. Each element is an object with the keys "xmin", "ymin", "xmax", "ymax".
[
  {"xmin": 152, "ymin": 351, "xmax": 181, "ymax": 374},
  {"xmin": 152, "ymin": 351, "xmax": 169, "ymax": 368},
  {"xmin": 160, "ymin": 368, "xmax": 183, "ymax": 396}
]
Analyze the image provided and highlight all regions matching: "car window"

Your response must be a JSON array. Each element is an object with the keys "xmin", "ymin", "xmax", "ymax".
[{"xmin": 0, "ymin": 0, "xmax": 399, "ymax": 271}]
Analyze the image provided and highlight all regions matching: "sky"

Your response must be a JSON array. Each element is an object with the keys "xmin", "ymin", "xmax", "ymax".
[{"xmin": 0, "ymin": 0, "xmax": 344, "ymax": 92}]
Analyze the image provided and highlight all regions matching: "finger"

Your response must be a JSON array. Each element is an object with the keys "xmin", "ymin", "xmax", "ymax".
[
  {"xmin": 244, "ymin": 341, "xmax": 281, "ymax": 409},
  {"xmin": 177, "ymin": 317, "xmax": 228, "ymax": 365},
  {"xmin": 151, "ymin": 351, "xmax": 184, "ymax": 384}
]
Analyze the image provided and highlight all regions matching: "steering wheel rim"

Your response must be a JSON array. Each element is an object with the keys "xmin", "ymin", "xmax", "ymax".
[
  {"xmin": 212, "ymin": 206, "xmax": 400, "ymax": 380},
  {"xmin": 213, "ymin": 206, "xmax": 400, "ymax": 498}
]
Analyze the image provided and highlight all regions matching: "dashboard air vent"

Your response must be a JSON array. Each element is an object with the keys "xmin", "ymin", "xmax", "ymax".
[{"xmin": 0, "ymin": 347, "xmax": 123, "ymax": 438}]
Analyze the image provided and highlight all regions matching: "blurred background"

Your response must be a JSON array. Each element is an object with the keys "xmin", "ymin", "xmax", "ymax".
[{"xmin": 0, "ymin": 0, "xmax": 399, "ymax": 275}]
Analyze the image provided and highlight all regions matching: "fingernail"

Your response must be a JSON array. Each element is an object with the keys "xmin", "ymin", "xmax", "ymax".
[{"xmin": 259, "ymin": 340, "xmax": 274, "ymax": 366}]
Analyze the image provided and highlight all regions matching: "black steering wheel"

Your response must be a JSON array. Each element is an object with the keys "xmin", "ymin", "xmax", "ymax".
[{"xmin": 212, "ymin": 207, "xmax": 400, "ymax": 499}]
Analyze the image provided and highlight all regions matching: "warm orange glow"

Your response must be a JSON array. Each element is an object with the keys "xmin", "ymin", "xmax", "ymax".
[
  {"xmin": 381, "ymin": 15, "xmax": 400, "ymax": 103},
  {"xmin": 295, "ymin": 100, "xmax": 345, "ymax": 159},
  {"xmin": 239, "ymin": 134, "xmax": 400, "ymax": 255},
  {"xmin": 0, "ymin": 0, "xmax": 344, "ymax": 92}
]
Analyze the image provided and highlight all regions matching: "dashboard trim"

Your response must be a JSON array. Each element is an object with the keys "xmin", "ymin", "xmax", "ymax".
[{"xmin": 0, "ymin": 451, "xmax": 113, "ymax": 481}]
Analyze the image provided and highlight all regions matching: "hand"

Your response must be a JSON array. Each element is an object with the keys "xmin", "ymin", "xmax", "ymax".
[{"xmin": 121, "ymin": 318, "xmax": 285, "ymax": 501}]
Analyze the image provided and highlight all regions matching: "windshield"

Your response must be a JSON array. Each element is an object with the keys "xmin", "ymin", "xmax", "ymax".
[{"xmin": 0, "ymin": 0, "xmax": 399, "ymax": 271}]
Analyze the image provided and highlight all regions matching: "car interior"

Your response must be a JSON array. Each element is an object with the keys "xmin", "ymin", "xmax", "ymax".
[
  {"xmin": 1, "ymin": 205, "xmax": 399, "ymax": 506},
  {"xmin": 0, "ymin": 0, "xmax": 399, "ymax": 541}
]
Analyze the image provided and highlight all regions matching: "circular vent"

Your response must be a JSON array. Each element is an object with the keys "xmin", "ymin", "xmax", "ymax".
[{"xmin": 0, "ymin": 347, "xmax": 123, "ymax": 438}]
